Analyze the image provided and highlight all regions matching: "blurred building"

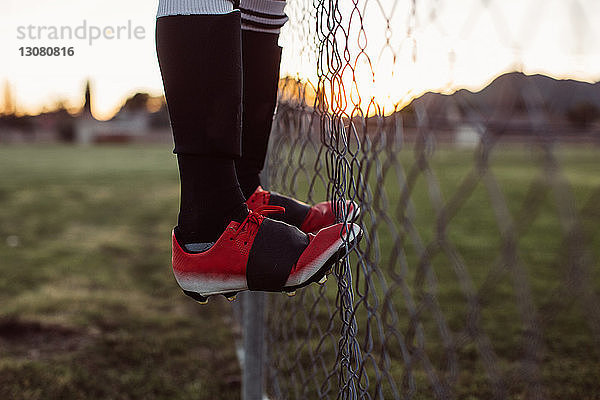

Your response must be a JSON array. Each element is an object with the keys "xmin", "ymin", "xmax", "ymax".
[
  {"xmin": 0, "ymin": 80, "xmax": 171, "ymax": 144},
  {"xmin": 75, "ymin": 81, "xmax": 170, "ymax": 144}
]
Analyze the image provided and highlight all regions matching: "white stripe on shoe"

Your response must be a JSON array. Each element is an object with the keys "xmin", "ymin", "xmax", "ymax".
[
  {"xmin": 284, "ymin": 223, "xmax": 361, "ymax": 287},
  {"xmin": 174, "ymin": 273, "xmax": 248, "ymax": 297}
]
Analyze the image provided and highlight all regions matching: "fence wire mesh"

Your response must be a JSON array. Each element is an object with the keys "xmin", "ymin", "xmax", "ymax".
[{"xmin": 261, "ymin": 0, "xmax": 600, "ymax": 399}]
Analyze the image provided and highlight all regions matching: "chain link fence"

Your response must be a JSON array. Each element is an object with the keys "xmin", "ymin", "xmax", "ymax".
[{"xmin": 242, "ymin": 0, "xmax": 600, "ymax": 398}]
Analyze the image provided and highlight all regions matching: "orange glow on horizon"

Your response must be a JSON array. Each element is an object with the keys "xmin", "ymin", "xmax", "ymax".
[
  {"xmin": 3, "ymin": 66, "xmax": 600, "ymax": 121},
  {"xmin": 2, "ymin": 0, "xmax": 599, "ymax": 120}
]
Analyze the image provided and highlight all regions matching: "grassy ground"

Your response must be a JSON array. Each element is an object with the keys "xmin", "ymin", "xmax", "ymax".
[
  {"xmin": 266, "ymin": 143, "xmax": 600, "ymax": 399},
  {"xmin": 1, "ymin": 144, "xmax": 599, "ymax": 399},
  {"xmin": 0, "ymin": 145, "xmax": 240, "ymax": 400},
  {"xmin": 372, "ymin": 147, "xmax": 600, "ymax": 399}
]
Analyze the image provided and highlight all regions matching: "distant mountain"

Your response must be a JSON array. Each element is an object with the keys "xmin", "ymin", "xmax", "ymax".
[{"xmin": 404, "ymin": 72, "xmax": 600, "ymax": 130}]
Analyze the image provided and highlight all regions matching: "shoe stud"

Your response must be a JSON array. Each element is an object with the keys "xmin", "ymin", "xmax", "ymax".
[
  {"xmin": 183, "ymin": 290, "xmax": 209, "ymax": 304},
  {"xmin": 318, "ymin": 275, "xmax": 328, "ymax": 285},
  {"xmin": 222, "ymin": 292, "xmax": 238, "ymax": 301},
  {"xmin": 286, "ymin": 291, "xmax": 296, "ymax": 297}
]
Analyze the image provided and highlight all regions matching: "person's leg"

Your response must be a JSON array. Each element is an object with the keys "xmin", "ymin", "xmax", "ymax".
[
  {"xmin": 235, "ymin": 1, "xmax": 360, "ymax": 233},
  {"xmin": 156, "ymin": 0, "xmax": 362, "ymax": 302},
  {"xmin": 235, "ymin": 0, "xmax": 314, "ymax": 227},
  {"xmin": 235, "ymin": 0, "xmax": 288, "ymax": 199},
  {"xmin": 156, "ymin": 1, "xmax": 247, "ymax": 246}
]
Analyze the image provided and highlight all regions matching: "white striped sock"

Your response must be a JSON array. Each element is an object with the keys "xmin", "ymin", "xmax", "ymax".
[
  {"xmin": 157, "ymin": 0, "xmax": 234, "ymax": 17},
  {"xmin": 239, "ymin": 0, "xmax": 288, "ymax": 34}
]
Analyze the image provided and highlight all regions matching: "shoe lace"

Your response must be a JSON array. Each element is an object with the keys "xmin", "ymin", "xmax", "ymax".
[{"xmin": 232, "ymin": 205, "xmax": 285, "ymax": 243}]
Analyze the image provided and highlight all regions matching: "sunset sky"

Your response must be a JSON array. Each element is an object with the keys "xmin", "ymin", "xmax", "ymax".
[{"xmin": 2, "ymin": 0, "xmax": 599, "ymax": 119}]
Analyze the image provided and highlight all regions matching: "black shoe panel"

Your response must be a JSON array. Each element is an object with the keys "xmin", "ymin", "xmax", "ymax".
[
  {"xmin": 268, "ymin": 192, "xmax": 311, "ymax": 229},
  {"xmin": 246, "ymin": 218, "xmax": 309, "ymax": 291}
]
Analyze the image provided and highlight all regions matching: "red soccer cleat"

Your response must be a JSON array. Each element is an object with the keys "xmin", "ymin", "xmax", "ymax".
[
  {"xmin": 172, "ymin": 206, "xmax": 362, "ymax": 303},
  {"xmin": 245, "ymin": 186, "xmax": 360, "ymax": 234}
]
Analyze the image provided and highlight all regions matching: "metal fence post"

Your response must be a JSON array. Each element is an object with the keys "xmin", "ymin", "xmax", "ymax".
[
  {"xmin": 242, "ymin": 291, "xmax": 267, "ymax": 400},
  {"xmin": 240, "ymin": 146, "xmax": 271, "ymax": 400}
]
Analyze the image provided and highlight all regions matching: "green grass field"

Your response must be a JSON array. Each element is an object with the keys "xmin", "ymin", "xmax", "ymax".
[
  {"xmin": 266, "ymin": 143, "xmax": 600, "ymax": 399},
  {"xmin": 0, "ymin": 145, "xmax": 240, "ymax": 399},
  {"xmin": 1, "ymin": 144, "xmax": 599, "ymax": 399},
  {"xmin": 365, "ymin": 147, "xmax": 600, "ymax": 399}
]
